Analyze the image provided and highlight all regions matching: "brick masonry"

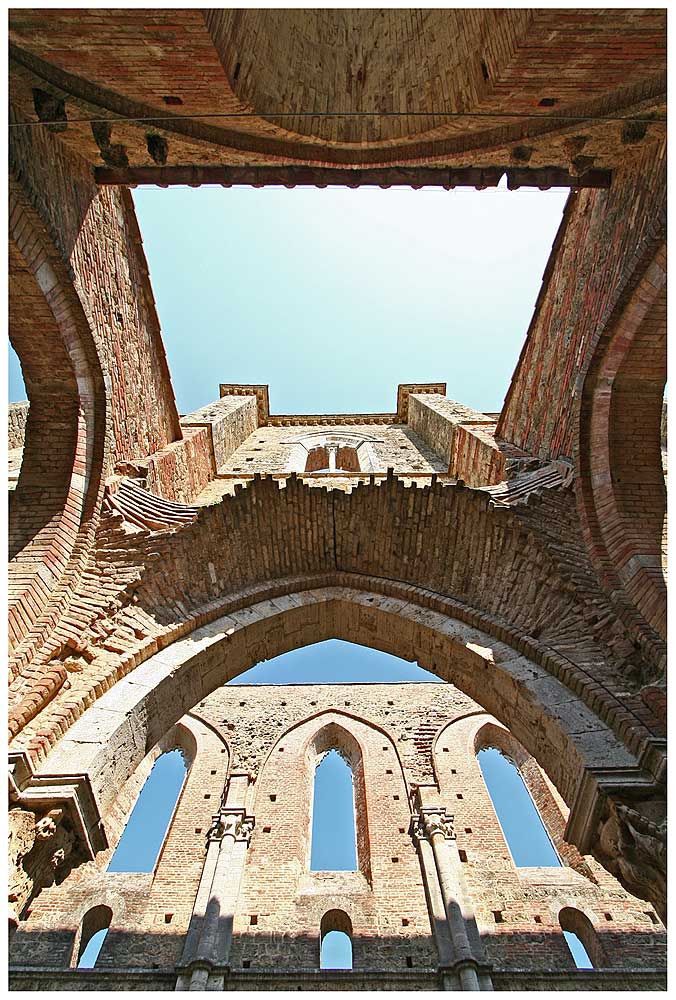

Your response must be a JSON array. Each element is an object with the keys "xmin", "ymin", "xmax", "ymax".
[
  {"xmin": 9, "ymin": 684, "xmax": 666, "ymax": 989},
  {"xmin": 6, "ymin": 9, "xmax": 668, "ymax": 990}
]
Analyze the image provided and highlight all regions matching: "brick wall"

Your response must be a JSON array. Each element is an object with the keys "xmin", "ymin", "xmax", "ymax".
[
  {"xmin": 9, "ymin": 112, "xmax": 182, "ymax": 467},
  {"xmin": 497, "ymin": 141, "xmax": 666, "ymax": 465},
  {"xmin": 9, "ymin": 684, "xmax": 666, "ymax": 985}
]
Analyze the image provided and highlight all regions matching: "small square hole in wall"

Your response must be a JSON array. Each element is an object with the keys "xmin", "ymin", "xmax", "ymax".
[
  {"xmin": 383, "ymin": 746, "xmax": 389, "ymax": 751},
  {"xmin": 406, "ymin": 956, "xmax": 413, "ymax": 968},
  {"xmin": 195, "ymin": 828, "xmax": 202, "ymax": 834},
  {"xmin": 164, "ymin": 913, "xmax": 173, "ymax": 924},
  {"xmin": 442, "ymin": 747, "xmax": 449, "ymax": 753},
  {"xmin": 604, "ymin": 912, "xmax": 613, "ymax": 921},
  {"xmin": 239, "ymin": 701, "xmax": 246, "ymax": 707},
  {"xmin": 458, "ymin": 849, "xmax": 468, "ymax": 863},
  {"xmin": 451, "ymin": 769, "xmax": 457, "ymax": 775},
  {"xmin": 344, "ymin": 700, "xmax": 350, "ymax": 706},
  {"xmin": 393, "ymin": 795, "xmax": 400, "ymax": 801},
  {"xmin": 465, "ymin": 828, "xmax": 472, "ymax": 834},
  {"xmin": 386, "ymin": 769, "xmax": 393, "ymax": 775},
  {"xmin": 204, "ymin": 794, "xmax": 211, "ymax": 800},
  {"xmin": 493, "ymin": 911, "xmax": 504, "ymax": 923},
  {"xmin": 281, "ymin": 701, "xmax": 287, "ymax": 706},
  {"xmin": 221, "ymin": 749, "xmax": 226, "ymax": 753},
  {"xmin": 402, "ymin": 918, "xmax": 410, "ymax": 927},
  {"xmin": 263, "ymin": 826, "xmax": 271, "ymax": 833},
  {"xmin": 210, "ymin": 769, "xmax": 217, "ymax": 775},
  {"xmin": 278, "ymin": 748, "xmax": 284, "ymax": 752},
  {"xmin": 534, "ymin": 915, "xmax": 542, "ymax": 924},
  {"xmin": 387, "ymin": 700, "xmax": 394, "ymax": 706},
  {"xmin": 399, "ymin": 827, "xmax": 405, "ymax": 834},
  {"xmin": 270, "ymin": 794, "xmax": 276, "ymax": 802},
  {"xmin": 250, "ymin": 915, "xmax": 258, "ymax": 925},
  {"xmin": 310, "ymin": 701, "xmax": 317, "ymax": 706},
  {"xmin": 242, "ymin": 960, "xmax": 250, "ymax": 969},
  {"xmin": 456, "ymin": 793, "xmax": 463, "ymax": 800},
  {"xmin": 392, "ymin": 857, "xmax": 400, "ymax": 864}
]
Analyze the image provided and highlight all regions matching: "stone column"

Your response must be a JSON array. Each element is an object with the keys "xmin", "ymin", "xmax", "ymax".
[
  {"xmin": 177, "ymin": 774, "xmax": 254, "ymax": 991},
  {"xmin": 411, "ymin": 800, "xmax": 491, "ymax": 991},
  {"xmin": 326, "ymin": 443, "xmax": 338, "ymax": 473}
]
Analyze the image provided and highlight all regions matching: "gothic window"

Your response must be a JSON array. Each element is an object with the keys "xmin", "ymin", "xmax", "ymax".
[
  {"xmin": 477, "ymin": 747, "xmax": 561, "ymax": 867},
  {"xmin": 75, "ymin": 905, "xmax": 112, "ymax": 969},
  {"xmin": 559, "ymin": 908, "xmax": 599, "ymax": 969},
  {"xmin": 310, "ymin": 749, "xmax": 357, "ymax": 871},
  {"xmin": 108, "ymin": 748, "xmax": 188, "ymax": 873},
  {"xmin": 320, "ymin": 910, "xmax": 353, "ymax": 970}
]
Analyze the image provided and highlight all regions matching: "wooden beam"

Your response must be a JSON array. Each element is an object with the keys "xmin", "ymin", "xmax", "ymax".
[{"xmin": 94, "ymin": 164, "xmax": 612, "ymax": 190}]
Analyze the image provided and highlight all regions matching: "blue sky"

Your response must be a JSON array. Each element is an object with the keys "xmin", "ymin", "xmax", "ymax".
[{"xmin": 8, "ymin": 182, "xmax": 568, "ymax": 413}]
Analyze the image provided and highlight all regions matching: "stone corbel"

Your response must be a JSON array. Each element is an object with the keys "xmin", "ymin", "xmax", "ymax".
[
  {"xmin": 565, "ymin": 758, "xmax": 666, "ymax": 921},
  {"xmin": 9, "ymin": 750, "xmax": 108, "ymax": 860}
]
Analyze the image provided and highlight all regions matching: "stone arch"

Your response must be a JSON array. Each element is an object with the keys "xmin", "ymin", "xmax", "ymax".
[
  {"xmin": 29, "ymin": 585, "xmax": 663, "ymax": 914},
  {"xmin": 558, "ymin": 905, "xmax": 605, "ymax": 969},
  {"xmin": 283, "ymin": 430, "xmax": 383, "ymax": 473},
  {"xmin": 8, "ymin": 177, "xmax": 109, "ymax": 687},
  {"xmin": 577, "ymin": 243, "xmax": 667, "ymax": 671},
  {"xmin": 37, "ymin": 589, "xmax": 644, "ymax": 820},
  {"xmin": 319, "ymin": 909, "xmax": 353, "ymax": 970},
  {"xmin": 71, "ymin": 902, "xmax": 114, "ymax": 969}
]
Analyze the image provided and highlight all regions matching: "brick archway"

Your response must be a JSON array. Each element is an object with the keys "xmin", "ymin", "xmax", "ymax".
[
  {"xmin": 8, "ymin": 179, "xmax": 109, "ymax": 675},
  {"xmin": 577, "ymin": 243, "xmax": 667, "ymax": 670},
  {"xmin": 30, "ymin": 585, "xmax": 663, "ymax": 911}
]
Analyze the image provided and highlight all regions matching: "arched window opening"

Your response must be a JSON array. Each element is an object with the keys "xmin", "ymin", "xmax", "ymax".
[
  {"xmin": 311, "ymin": 750, "xmax": 357, "ymax": 871},
  {"xmin": 477, "ymin": 747, "xmax": 561, "ymax": 867},
  {"xmin": 108, "ymin": 749, "xmax": 188, "ymax": 873},
  {"xmin": 563, "ymin": 930, "xmax": 594, "ymax": 970},
  {"xmin": 304, "ymin": 444, "xmax": 360, "ymax": 474},
  {"xmin": 559, "ymin": 908, "xmax": 599, "ymax": 970},
  {"xmin": 75, "ymin": 905, "xmax": 112, "ymax": 969},
  {"xmin": 320, "ymin": 910, "xmax": 353, "ymax": 970}
]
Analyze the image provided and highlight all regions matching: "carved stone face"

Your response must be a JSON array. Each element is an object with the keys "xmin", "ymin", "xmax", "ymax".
[{"xmin": 35, "ymin": 817, "xmax": 58, "ymax": 841}]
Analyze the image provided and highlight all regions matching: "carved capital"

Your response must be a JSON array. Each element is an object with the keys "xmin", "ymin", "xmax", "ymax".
[
  {"xmin": 411, "ymin": 808, "xmax": 455, "ymax": 844},
  {"xmin": 206, "ymin": 810, "xmax": 255, "ymax": 845}
]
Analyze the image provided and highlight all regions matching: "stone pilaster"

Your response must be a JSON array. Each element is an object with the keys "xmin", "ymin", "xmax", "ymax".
[{"xmin": 411, "ymin": 788, "xmax": 492, "ymax": 991}]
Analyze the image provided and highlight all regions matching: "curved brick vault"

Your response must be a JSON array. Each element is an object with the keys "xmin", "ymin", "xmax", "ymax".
[
  {"xmin": 577, "ymin": 245, "xmax": 667, "ymax": 656},
  {"xmin": 8, "ymin": 179, "xmax": 110, "ymax": 674},
  {"xmin": 8, "ymin": 9, "xmax": 666, "ymax": 176}
]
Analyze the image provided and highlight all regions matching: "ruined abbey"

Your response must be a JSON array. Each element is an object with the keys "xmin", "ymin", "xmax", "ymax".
[{"xmin": 8, "ymin": 8, "xmax": 667, "ymax": 992}]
